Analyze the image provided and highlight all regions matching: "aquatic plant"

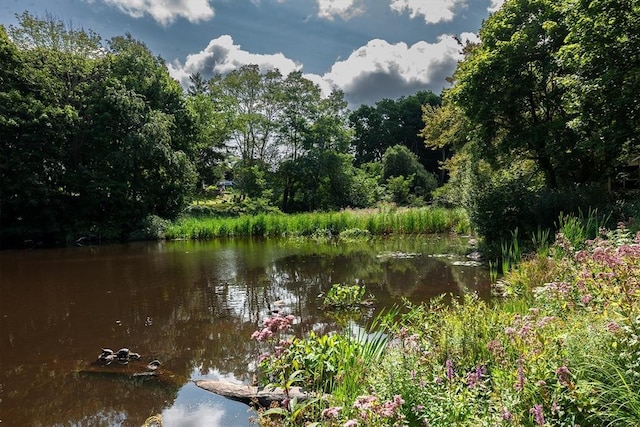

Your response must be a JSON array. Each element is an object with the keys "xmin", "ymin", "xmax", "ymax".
[{"xmin": 322, "ymin": 284, "xmax": 370, "ymax": 309}]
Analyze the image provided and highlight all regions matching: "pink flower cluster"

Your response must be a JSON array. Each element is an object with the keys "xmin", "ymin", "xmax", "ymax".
[
  {"xmin": 321, "ymin": 406, "xmax": 342, "ymax": 419},
  {"xmin": 465, "ymin": 365, "xmax": 487, "ymax": 389},
  {"xmin": 352, "ymin": 394, "xmax": 405, "ymax": 422},
  {"xmin": 250, "ymin": 313, "xmax": 295, "ymax": 342}
]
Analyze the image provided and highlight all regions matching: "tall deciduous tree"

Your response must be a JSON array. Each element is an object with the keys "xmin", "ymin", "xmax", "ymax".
[
  {"xmin": 559, "ymin": 0, "xmax": 640, "ymax": 172},
  {"xmin": 448, "ymin": 0, "xmax": 576, "ymax": 189}
]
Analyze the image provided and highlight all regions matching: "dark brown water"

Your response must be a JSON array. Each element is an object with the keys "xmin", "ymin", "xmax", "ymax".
[{"xmin": 0, "ymin": 236, "xmax": 490, "ymax": 426}]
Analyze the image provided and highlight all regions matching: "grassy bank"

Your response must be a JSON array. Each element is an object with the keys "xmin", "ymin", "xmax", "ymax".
[
  {"xmin": 251, "ymin": 220, "xmax": 640, "ymax": 426},
  {"xmin": 163, "ymin": 207, "xmax": 471, "ymax": 240}
]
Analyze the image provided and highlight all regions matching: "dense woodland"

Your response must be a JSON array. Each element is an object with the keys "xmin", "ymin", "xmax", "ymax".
[{"xmin": 1, "ymin": 0, "xmax": 639, "ymax": 248}]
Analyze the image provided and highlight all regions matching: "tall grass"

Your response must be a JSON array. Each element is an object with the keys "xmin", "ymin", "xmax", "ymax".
[{"xmin": 163, "ymin": 207, "xmax": 471, "ymax": 240}]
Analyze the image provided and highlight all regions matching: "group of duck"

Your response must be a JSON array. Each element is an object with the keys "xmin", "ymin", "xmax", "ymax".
[{"xmin": 98, "ymin": 347, "xmax": 161, "ymax": 371}]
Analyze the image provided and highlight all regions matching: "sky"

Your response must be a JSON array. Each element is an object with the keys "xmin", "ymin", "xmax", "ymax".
[{"xmin": 1, "ymin": 0, "xmax": 505, "ymax": 107}]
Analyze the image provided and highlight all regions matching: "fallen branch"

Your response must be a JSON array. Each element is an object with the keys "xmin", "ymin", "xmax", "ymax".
[{"xmin": 195, "ymin": 379, "xmax": 315, "ymax": 408}]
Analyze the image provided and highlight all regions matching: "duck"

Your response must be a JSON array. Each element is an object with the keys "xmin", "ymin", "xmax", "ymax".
[
  {"xmin": 116, "ymin": 348, "xmax": 130, "ymax": 364},
  {"xmin": 98, "ymin": 348, "xmax": 116, "ymax": 364},
  {"xmin": 146, "ymin": 360, "xmax": 161, "ymax": 371}
]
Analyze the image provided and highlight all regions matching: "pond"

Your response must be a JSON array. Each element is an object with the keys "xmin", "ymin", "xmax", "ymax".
[{"xmin": 0, "ymin": 235, "xmax": 490, "ymax": 426}]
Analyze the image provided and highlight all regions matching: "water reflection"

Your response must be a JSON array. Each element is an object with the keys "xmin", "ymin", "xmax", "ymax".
[{"xmin": 0, "ymin": 236, "xmax": 490, "ymax": 426}]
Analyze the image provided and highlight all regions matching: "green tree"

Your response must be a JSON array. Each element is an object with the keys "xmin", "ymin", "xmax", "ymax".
[
  {"xmin": 1, "ymin": 15, "xmax": 197, "ymax": 245},
  {"xmin": 185, "ymin": 80, "xmax": 234, "ymax": 188},
  {"xmin": 559, "ymin": 0, "xmax": 640, "ymax": 173},
  {"xmin": 448, "ymin": 0, "xmax": 576, "ymax": 189},
  {"xmin": 2, "ymin": 14, "xmax": 106, "ymax": 244},
  {"xmin": 86, "ymin": 34, "xmax": 197, "ymax": 228},
  {"xmin": 280, "ymin": 90, "xmax": 355, "ymax": 211},
  {"xmin": 349, "ymin": 91, "xmax": 441, "ymax": 173},
  {"xmin": 381, "ymin": 145, "xmax": 437, "ymax": 205}
]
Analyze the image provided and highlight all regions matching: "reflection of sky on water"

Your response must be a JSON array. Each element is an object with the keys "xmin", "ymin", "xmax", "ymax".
[{"xmin": 163, "ymin": 377, "xmax": 256, "ymax": 427}]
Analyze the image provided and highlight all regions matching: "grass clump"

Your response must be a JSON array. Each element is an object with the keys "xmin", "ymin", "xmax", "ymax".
[{"xmin": 163, "ymin": 207, "xmax": 471, "ymax": 240}]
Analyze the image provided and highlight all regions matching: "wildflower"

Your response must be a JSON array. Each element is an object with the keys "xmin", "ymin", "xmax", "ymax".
[
  {"xmin": 322, "ymin": 406, "xmax": 342, "ymax": 419},
  {"xmin": 445, "ymin": 359, "xmax": 454, "ymax": 383},
  {"xmin": 530, "ymin": 404, "xmax": 545, "ymax": 426},
  {"xmin": 466, "ymin": 365, "xmax": 486, "ymax": 389},
  {"xmin": 536, "ymin": 316, "xmax": 555, "ymax": 328},
  {"xmin": 518, "ymin": 321, "xmax": 533, "ymax": 337},
  {"xmin": 581, "ymin": 294, "xmax": 593, "ymax": 305},
  {"xmin": 556, "ymin": 365, "xmax": 571, "ymax": 385},
  {"xmin": 606, "ymin": 321, "xmax": 621, "ymax": 333},
  {"xmin": 487, "ymin": 339, "xmax": 504, "ymax": 359},
  {"xmin": 344, "ymin": 420, "xmax": 358, "ymax": 427},
  {"xmin": 501, "ymin": 407, "xmax": 513, "ymax": 421},
  {"xmin": 514, "ymin": 358, "xmax": 525, "ymax": 391},
  {"xmin": 505, "ymin": 326, "xmax": 517, "ymax": 336}
]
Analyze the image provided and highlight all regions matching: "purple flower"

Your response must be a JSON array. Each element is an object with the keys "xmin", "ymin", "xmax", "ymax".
[
  {"xmin": 530, "ymin": 404, "xmax": 545, "ymax": 426},
  {"xmin": 556, "ymin": 365, "xmax": 571, "ymax": 385},
  {"xmin": 514, "ymin": 358, "xmax": 525, "ymax": 391},
  {"xmin": 445, "ymin": 359, "xmax": 454, "ymax": 382},
  {"xmin": 466, "ymin": 365, "xmax": 486, "ymax": 389},
  {"xmin": 322, "ymin": 406, "xmax": 342, "ymax": 419},
  {"xmin": 501, "ymin": 407, "xmax": 513, "ymax": 421},
  {"xmin": 487, "ymin": 340, "xmax": 504, "ymax": 359},
  {"xmin": 606, "ymin": 321, "xmax": 621, "ymax": 333},
  {"xmin": 344, "ymin": 420, "xmax": 358, "ymax": 427},
  {"xmin": 505, "ymin": 326, "xmax": 517, "ymax": 336}
]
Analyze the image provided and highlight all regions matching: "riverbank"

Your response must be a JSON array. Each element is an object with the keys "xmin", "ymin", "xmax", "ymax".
[
  {"xmin": 247, "ymin": 221, "xmax": 640, "ymax": 426},
  {"xmin": 163, "ymin": 206, "xmax": 471, "ymax": 240}
]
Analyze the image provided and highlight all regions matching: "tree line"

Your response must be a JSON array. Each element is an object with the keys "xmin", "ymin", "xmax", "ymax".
[
  {"xmin": 0, "ymin": 12, "xmax": 440, "ymax": 247},
  {"xmin": 2, "ymin": 0, "xmax": 639, "ymax": 248}
]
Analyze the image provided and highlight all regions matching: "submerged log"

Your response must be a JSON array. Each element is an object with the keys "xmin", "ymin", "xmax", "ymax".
[
  {"xmin": 76, "ymin": 360, "xmax": 185, "ymax": 387},
  {"xmin": 195, "ymin": 380, "xmax": 315, "ymax": 408}
]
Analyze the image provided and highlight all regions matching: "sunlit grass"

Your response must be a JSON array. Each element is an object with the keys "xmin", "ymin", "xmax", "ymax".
[{"xmin": 164, "ymin": 207, "xmax": 471, "ymax": 240}]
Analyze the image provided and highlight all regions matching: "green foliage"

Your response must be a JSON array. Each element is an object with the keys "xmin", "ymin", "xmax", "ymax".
[
  {"xmin": 322, "ymin": 284, "xmax": 368, "ymax": 309},
  {"xmin": 349, "ymin": 90, "xmax": 441, "ymax": 175},
  {"xmin": 1, "ymin": 14, "xmax": 197, "ymax": 246},
  {"xmin": 338, "ymin": 228, "xmax": 372, "ymax": 242},
  {"xmin": 382, "ymin": 145, "xmax": 438, "ymax": 205},
  {"xmin": 385, "ymin": 175, "xmax": 413, "ymax": 206},
  {"xmin": 164, "ymin": 207, "xmax": 471, "ymax": 240}
]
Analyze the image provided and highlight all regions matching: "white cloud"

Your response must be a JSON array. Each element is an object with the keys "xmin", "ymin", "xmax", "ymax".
[
  {"xmin": 487, "ymin": 0, "xmax": 505, "ymax": 12},
  {"xmin": 316, "ymin": 0, "xmax": 365, "ymax": 20},
  {"xmin": 162, "ymin": 403, "xmax": 225, "ymax": 426},
  {"xmin": 99, "ymin": 0, "xmax": 215, "ymax": 26},
  {"xmin": 322, "ymin": 33, "xmax": 478, "ymax": 105},
  {"xmin": 389, "ymin": 0, "xmax": 467, "ymax": 24},
  {"xmin": 167, "ymin": 35, "xmax": 303, "ymax": 88}
]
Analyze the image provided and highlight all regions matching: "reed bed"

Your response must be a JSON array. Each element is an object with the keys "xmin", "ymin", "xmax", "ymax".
[{"xmin": 163, "ymin": 207, "xmax": 471, "ymax": 240}]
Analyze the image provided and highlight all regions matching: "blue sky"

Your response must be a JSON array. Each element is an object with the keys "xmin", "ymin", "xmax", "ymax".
[{"xmin": 1, "ymin": 0, "xmax": 505, "ymax": 107}]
